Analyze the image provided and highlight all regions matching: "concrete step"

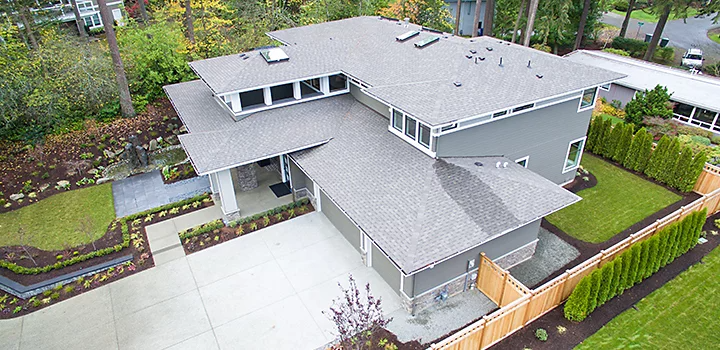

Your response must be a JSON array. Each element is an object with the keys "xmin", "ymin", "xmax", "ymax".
[
  {"xmin": 148, "ymin": 234, "xmax": 183, "ymax": 253},
  {"xmin": 152, "ymin": 246, "xmax": 186, "ymax": 266}
]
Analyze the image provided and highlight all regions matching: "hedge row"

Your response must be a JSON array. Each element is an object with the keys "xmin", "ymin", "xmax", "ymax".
[
  {"xmin": 179, "ymin": 219, "xmax": 224, "ymax": 240},
  {"xmin": 611, "ymin": 37, "xmax": 675, "ymax": 62},
  {"xmin": 564, "ymin": 209, "xmax": 707, "ymax": 321},
  {"xmin": 586, "ymin": 117, "xmax": 707, "ymax": 192},
  {"xmin": 0, "ymin": 193, "xmax": 212, "ymax": 275}
]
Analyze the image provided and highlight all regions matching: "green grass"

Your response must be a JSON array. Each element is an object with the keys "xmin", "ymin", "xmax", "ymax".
[
  {"xmin": 0, "ymin": 184, "xmax": 115, "ymax": 250},
  {"xmin": 546, "ymin": 154, "xmax": 681, "ymax": 243},
  {"xmin": 709, "ymin": 32, "xmax": 720, "ymax": 45},
  {"xmin": 576, "ymin": 245, "xmax": 720, "ymax": 349},
  {"xmin": 611, "ymin": 8, "xmax": 699, "ymax": 23},
  {"xmin": 599, "ymin": 113, "xmax": 625, "ymax": 125}
]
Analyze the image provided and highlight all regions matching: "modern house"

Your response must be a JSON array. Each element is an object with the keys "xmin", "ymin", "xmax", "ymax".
[
  {"xmin": 443, "ymin": 0, "xmax": 486, "ymax": 36},
  {"xmin": 36, "ymin": 0, "xmax": 125, "ymax": 31},
  {"xmin": 164, "ymin": 16, "xmax": 623, "ymax": 313},
  {"xmin": 565, "ymin": 50, "xmax": 720, "ymax": 135}
]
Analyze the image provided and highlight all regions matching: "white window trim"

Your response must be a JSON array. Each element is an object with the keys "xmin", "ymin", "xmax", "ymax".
[
  {"xmin": 515, "ymin": 156, "xmax": 529, "ymax": 168},
  {"xmin": 387, "ymin": 107, "xmax": 437, "ymax": 157},
  {"xmin": 577, "ymin": 87, "xmax": 599, "ymax": 112},
  {"xmin": 562, "ymin": 136, "xmax": 587, "ymax": 174},
  {"xmin": 599, "ymin": 83, "xmax": 611, "ymax": 91},
  {"xmin": 216, "ymin": 82, "xmax": 349, "ymax": 117},
  {"xmin": 404, "ymin": 115, "xmax": 417, "ymax": 140},
  {"xmin": 388, "ymin": 126, "xmax": 437, "ymax": 158}
]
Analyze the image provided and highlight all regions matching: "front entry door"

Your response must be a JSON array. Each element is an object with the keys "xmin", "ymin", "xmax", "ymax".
[{"xmin": 280, "ymin": 154, "xmax": 292, "ymax": 185}]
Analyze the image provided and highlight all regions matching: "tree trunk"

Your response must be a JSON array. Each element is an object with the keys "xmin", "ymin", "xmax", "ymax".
[
  {"xmin": 97, "ymin": 0, "xmax": 135, "ymax": 118},
  {"xmin": 472, "ymin": 0, "xmax": 482, "ymax": 37},
  {"xmin": 574, "ymin": 0, "xmax": 591, "ymax": 50},
  {"xmin": 454, "ymin": 0, "xmax": 462, "ymax": 35},
  {"xmin": 69, "ymin": 0, "xmax": 88, "ymax": 37},
  {"xmin": 511, "ymin": 0, "xmax": 526, "ymax": 43},
  {"xmin": 483, "ymin": 0, "xmax": 495, "ymax": 36},
  {"xmin": 19, "ymin": 8, "xmax": 37, "ymax": 49},
  {"xmin": 138, "ymin": 0, "xmax": 149, "ymax": 24},
  {"xmin": 523, "ymin": 0, "xmax": 539, "ymax": 46},
  {"xmin": 184, "ymin": 0, "xmax": 195, "ymax": 44},
  {"xmin": 643, "ymin": 4, "xmax": 670, "ymax": 61},
  {"xmin": 619, "ymin": 0, "xmax": 636, "ymax": 37}
]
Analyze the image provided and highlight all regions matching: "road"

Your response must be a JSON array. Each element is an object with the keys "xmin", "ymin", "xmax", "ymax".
[{"xmin": 602, "ymin": 11, "xmax": 720, "ymax": 61}]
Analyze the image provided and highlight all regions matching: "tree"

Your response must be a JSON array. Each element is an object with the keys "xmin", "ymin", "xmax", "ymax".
[
  {"xmin": 664, "ymin": 223, "xmax": 680, "ymax": 265},
  {"xmin": 564, "ymin": 273, "xmax": 591, "ymax": 321},
  {"xmin": 586, "ymin": 116, "xmax": 601, "ymax": 153},
  {"xmin": 18, "ymin": 227, "xmax": 37, "ymax": 266},
  {"xmin": 625, "ymin": 85, "xmax": 673, "ymax": 125},
  {"xmin": 597, "ymin": 262, "xmax": 614, "ymax": 306},
  {"xmin": 587, "ymin": 269, "xmax": 602, "ymax": 315},
  {"xmin": 70, "ymin": 0, "xmax": 88, "ymax": 37},
  {"xmin": 635, "ymin": 129, "xmax": 654, "ymax": 172},
  {"xmin": 78, "ymin": 216, "xmax": 98, "ymax": 251},
  {"xmin": 380, "ymin": 0, "xmax": 454, "ymax": 33},
  {"xmin": 534, "ymin": 0, "xmax": 572, "ymax": 53},
  {"xmin": 185, "ymin": 0, "xmax": 195, "ymax": 44},
  {"xmin": 138, "ymin": 0, "xmax": 149, "ymax": 23},
  {"xmin": 602, "ymin": 123, "xmax": 623, "ymax": 159},
  {"xmin": 98, "ymin": 0, "xmax": 136, "ymax": 118},
  {"xmin": 619, "ymin": 0, "xmax": 636, "ymax": 38},
  {"xmin": 623, "ymin": 127, "xmax": 644, "ymax": 170},
  {"xmin": 484, "ymin": 0, "xmax": 496, "ymax": 36},
  {"xmin": 454, "ymin": 0, "xmax": 462, "ymax": 35},
  {"xmin": 613, "ymin": 122, "xmax": 634, "ymax": 163},
  {"xmin": 595, "ymin": 118, "xmax": 613, "ymax": 155},
  {"xmin": 573, "ymin": 0, "xmax": 591, "ymax": 49},
  {"xmin": 659, "ymin": 137, "xmax": 681, "ymax": 185},
  {"xmin": 522, "ymin": 0, "xmax": 539, "ymax": 46},
  {"xmin": 511, "ymin": 0, "xmax": 526, "ymax": 43},
  {"xmin": 643, "ymin": 0, "xmax": 692, "ymax": 62},
  {"xmin": 635, "ymin": 240, "xmax": 650, "ymax": 284},
  {"xmin": 645, "ymin": 237, "xmax": 659, "ymax": 279},
  {"xmin": 671, "ymin": 145, "xmax": 694, "ymax": 190},
  {"xmin": 626, "ymin": 244, "xmax": 641, "ymax": 289},
  {"xmin": 619, "ymin": 249, "xmax": 632, "ymax": 293},
  {"xmin": 645, "ymin": 135, "xmax": 671, "ymax": 179},
  {"xmin": 655, "ymin": 232, "xmax": 668, "ymax": 272},
  {"xmin": 324, "ymin": 275, "xmax": 391, "ymax": 349},
  {"xmin": 611, "ymin": 255, "xmax": 624, "ymax": 296},
  {"xmin": 473, "ymin": 0, "xmax": 482, "ymax": 37},
  {"xmin": 682, "ymin": 150, "xmax": 708, "ymax": 192}
]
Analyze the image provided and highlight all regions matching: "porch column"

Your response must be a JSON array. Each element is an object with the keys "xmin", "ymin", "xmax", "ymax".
[
  {"xmin": 293, "ymin": 81, "xmax": 301, "ymax": 100},
  {"xmin": 263, "ymin": 87, "xmax": 272, "ymax": 106},
  {"xmin": 320, "ymin": 76, "xmax": 330, "ymax": 94},
  {"xmin": 209, "ymin": 172, "xmax": 219, "ymax": 195},
  {"xmin": 216, "ymin": 168, "xmax": 239, "ymax": 215}
]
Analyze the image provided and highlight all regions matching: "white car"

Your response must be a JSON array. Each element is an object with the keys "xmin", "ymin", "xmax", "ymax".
[{"xmin": 681, "ymin": 49, "xmax": 704, "ymax": 68}]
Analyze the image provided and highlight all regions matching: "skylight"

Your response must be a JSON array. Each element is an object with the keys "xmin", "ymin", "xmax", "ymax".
[
  {"xmin": 260, "ymin": 47, "xmax": 289, "ymax": 63},
  {"xmin": 414, "ymin": 36, "xmax": 439, "ymax": 48},
  {"xmin": 396, "ymin": 31, "xmax": 419, "ymax": 41}
]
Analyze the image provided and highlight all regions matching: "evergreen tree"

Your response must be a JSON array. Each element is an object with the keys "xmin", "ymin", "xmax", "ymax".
[
  {"xmin": 671, "ymin": 146, "xmax": 694, "ymax": 190},
  {"xmin": 626, "ymin": 245, "xmax": 641, "ymax": 289},
  {"xmin": 682, "ymin": 151, "xmax": 708, "ymax": 192},
  {"xmin": 595, "ymin": 118, "xmax": 613, "ymax": 155},
  {"xmin": 587, "ymin": 269, "xmax": 602, "ymax": 314},
  {"xmin": 613, "ymin": 122, "xmax": 634, "ymax": 163},
  {"xmin": 645, "ymin": 135, "xmax": 671, "ymax": 179},
  {"xmin": 564, "ymin": 274, "xmax": 591, "ymax": 321},
  {"xmin": 597, "ymin": 262, "xmax": 615, "ymax": 306},
  {"xmin": 635, "ymin": 130, "xmax": 654, "ymax": 173},
  {"xmin": 664, "ymin": 224, "xmax": 680, "ymax": 266},
  {"xmin": 602, "ymin": 123, "xmax": 623, "ymax": 159},
  {"xmin": 645, "ymin": 237, "xmax": 659, "ymax": 279},
  {"xmin": 611, "ymin": 255, "xmax": 624, "ymax": 297},
  {"xmin": 693, "ymin": 209, "xmax": 708, "ymax": 247},
  {"xmin": 586, "ymin": 116, "xmax": 601, "ymax": 153},
  {"xmin": 659, "ymin": 137, "xmax": 681, "ymax": 185},
  {"xmin": 618, "ymin": 251, "xmax": 630, "ymax": 295},
  {"xmin": 623, "ymin": 127, "xmax": 644, "ymax": 170},
  {"xmin": 635, "ymin": 241, "xmax": 650, "ymax": 284},
  {"xmin": 655, "ymin": 231, "xmax": 668, "ymax": 272}
]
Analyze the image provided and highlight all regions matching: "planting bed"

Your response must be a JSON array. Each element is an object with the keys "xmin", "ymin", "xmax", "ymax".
[
  {"xmin": 0, "ymin": 98, "xmax": 184, "ymax": 213},
  {"xmin": 161, "ymin": 162, "xmax": 197, "ymax": 185},
  {"xmin": 0, "ymin": 193, "xmax": 213, "ymax": 319},
  {"xmin": 181, "ymin": 199, "xmax": 314, "ymax": 254},
  {"xmin": 488, "ymin": 214, "xmax": 720, "ymax": 350}
]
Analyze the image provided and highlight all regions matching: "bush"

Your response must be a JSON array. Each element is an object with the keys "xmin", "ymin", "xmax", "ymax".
[
  {"xmin": 625, "ymin": 85, "xmax": 673, "ymax": 125},
  {"xmin": 612, "ymin": 255, "xmax": 625, "ymax": 295},
  {"xmin": 612, "ymin": 37, "xmax": 648, "ymax": 58},
  {"xmin": 602, "ymin": 48, "xmax": 630, "ymax": 56},
  {"xmin": 613, "ymin": 0, "xmax": 629, "ymax": 12},
  {"xmin": 564, "ymin": 275, "xmax": 591, "ymax": 321},
  {"xmin": 602, "ymin": 123, "xmax": 624, "ymax": 158},
  {"xmin": 654, "ymin": 47, "xmax": 674, "ymax": 64},
  {"xmin": 613, "ymin": 123, "xmax": 634, "ymax": 163},
  {"xmin": 597, "ymin": 262, "xmax": 615, "ymax": 306},
  {"xmin": 645, "ymin": 135, "xmax": 671, "ymax": 179},
  {"xmin": 535, "ymin": 328, "xmax": 548, "ymax": 342}
]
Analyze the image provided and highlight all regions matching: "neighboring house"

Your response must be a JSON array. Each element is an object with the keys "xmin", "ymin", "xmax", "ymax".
[
  {"xmin": 444, "ymin": 0, "xmax": 486, "ymax": 36},
  {"xmin": 164, "ymin": 16, "xmax": 622, "ymax": 313},
  {"xmin": 565, "ymin": 50, "xmax": 720, "ymax": 135},
  {"xmin": 39, "ymin": 0, "xmax": 125, "ymax": 30}
]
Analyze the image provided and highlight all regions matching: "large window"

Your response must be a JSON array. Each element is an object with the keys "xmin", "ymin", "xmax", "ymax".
[
  {"xmin": 329, "ymin": 73, "xmax": 348, "ymax": 92},
  {"xmin": 270, "ymin": 83, "xmax": 294, "ymax": 103},
  {"xmin": 419, "ymin": 124, "xmax": 431, "ymax": 148},
  {"xmin": 579, "ymin": 88, "xmax": 597, "ymax": 110},
  {"xmin": 564, "ymin": 138, "xmax": 585, "ymax": 172},
  {"xmin": 392, "ymin": 110, "xmax": 403, "ymax": 131},
  {"xmin": 691, "ymin": 108, "xmax": 717, "ymax": 127},
  {"xmin": 240, "ymin": 88, "xmax": 264, "ymax": 110},
  {"xmin": 673, "ymin": 101, "xmax": 694, "ymax": 122},
  {"xmin": 405, "ymin": 116, "xmax": 417, "ymax": 140}
]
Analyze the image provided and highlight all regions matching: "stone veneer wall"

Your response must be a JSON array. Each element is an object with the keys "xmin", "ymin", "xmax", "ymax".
[
  {"xmin": 402, "ymin": 240, "xmax": 537, "ymax": 314},
  {"xmin": 235, "ymin": 164, "xmax": 258, "ymax": 192}
]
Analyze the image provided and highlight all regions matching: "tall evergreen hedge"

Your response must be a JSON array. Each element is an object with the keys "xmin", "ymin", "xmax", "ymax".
[
  {"xmin": 564, "ymin": 210, "xmax": 706, "ymax": 322},
  {"xmin": 602, "ymin": 122, "xmax": 623, "ymax": 158},
  {"xmin": 586, "ymin": 117, "xmax": 602, "ymax": 153},
  {"xmin": 613, "ymin": 123, "xmax": 634, "ymax": 163},
  {"xmin": 645, "ymin": 135, "xmax": 671, "ymax": 179}
]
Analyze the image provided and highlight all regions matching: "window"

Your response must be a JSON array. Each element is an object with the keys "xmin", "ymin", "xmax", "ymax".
[
  {"xmin": 515, "ymin": 156, "xmax": 529, "ymax": 168},
  {"xmin": 691, "ymin": 108, "xmax": 718, "ymax": 127},
  {"xmin": 239, "ymin": 88, "xmax": 264, "ymax": 109},
  {"xmin": 83, "ymin": 13, "xmax": 100, "ymax": 27},
  {"xmin": 564, "ymin": 138, "xmax": 585, "ymax": 172},
  {"xmin": 405, "ymin": 116, "xmax": 417, "ymax": 139},
  {"xmin": 303, "ymin": 78, "xmax": 321, "ymax": 92},
  {"xmin": 672, "ymin": 101, "xmax": 694, "ymax": 122},
  {"xmin": 329, "ymin": 73, "xmax": 347, "ymax": 92},
  {"xmin": 579, "ymin": 88, "xmax": 597, "ymax": 110},
  {"xmin": 600, "ymin": 83, "xmax": 611, "ymax": 91},
  {"xmin": 512, "ymin": 103, "xmax": 534, "ymax": 113},
  {"xmin": 419, "ymin": 123, "xmax": 431, "ymax": 148},
  {"xmin": 392, "ymin": 110, "xmax": 403, "ymax": 131},
  {"xmin": 270, "ymin": 83, "xmax": 294, "ymax": 103}
]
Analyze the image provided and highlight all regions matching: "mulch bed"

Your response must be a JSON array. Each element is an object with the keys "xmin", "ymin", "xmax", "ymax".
[
  {"xmin": 0, "ymin": 98, "xmax": 184, "ymax": 213},
  {"xmin": 327, "ymin": 327, "xmax": 425, "ymax": 350},
  {"xmin": 489, "ymin": 213, "xmax": 720, "ymax": 350},
  {"xmin": 0, "ymin": 198, "xmax": 214, "ymax": 319},
  {"xmin": 564, "ymin": 167, "xmax": 598, "ymax": 193},
  {"xmin": 182, "ymin": 202, "xmax": 315, "ymax": 254},
  {"xmin": 161, "ymin": 162, "xmax": 198, "ymax": 185}
]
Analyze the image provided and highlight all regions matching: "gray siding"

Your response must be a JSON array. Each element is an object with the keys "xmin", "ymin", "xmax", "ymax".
[
  {"xmin": 350, "ymin": 84, "xmax": 390, "ymax": 119},
  {"xmin": 444, "ymin": 0, "xmax": 485, "ymax": 36},
  {"xmin": 599, "ymin": 83, "xmax": 636, "ymax": 108},
  {"xmin": 411, "ymin": 219, "xmax": 540, "ymax": 296},
  {"xmin": 372, "ymin": 244, "xmax": 401, "ymax": 292},
  {"xmin": 436, "ymin": 98, "xmax": 592, "ymax": 184},
  {"xmin": 320, "ymin": 189, "xmax": 362, "ymax": 252},
  {"xmin": 289, "ymin": 159, "xmax": 307, "ymax": 190},
  {"xmin": 403, "ymin": 274, "xmax": 414, "ymax": 297}
]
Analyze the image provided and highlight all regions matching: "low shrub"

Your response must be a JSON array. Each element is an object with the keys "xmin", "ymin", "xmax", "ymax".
[
  {"xmin": 535, "ymin": 328, "xmax": 548, "ymax": 342},
  {"xmin": 612, "ymin": 37, "xmax": 648, "ymax": 58},
  {"xmin": 178, "ymin": 219, "xmax": 224, "ymax": 240},
  {"xmin": 602, "ymin": 48, "xmax": 630, "ymax": 56}
]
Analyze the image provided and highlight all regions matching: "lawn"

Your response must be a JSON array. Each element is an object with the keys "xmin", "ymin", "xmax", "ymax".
[
  {"xmin": 0, "ymin": 184, "xmax": 115, "ymax": 250},
  {"xmin": 576, "ymin": 246, "xmax": 720, "ymax": 349},
  {"xmin": 546, "ymin": 154, "xmax": 681, "ymax": 243},
  {"xmin": 709, "ymin": 32, "xmax": 720, "ymax": 45},
  {"xmin": 611, "ymin": 8, "xmax": 699, "ymax": 23},
  {"xmin": 598, "ymin": 113, "xmax": 624, "ymax": 125}
]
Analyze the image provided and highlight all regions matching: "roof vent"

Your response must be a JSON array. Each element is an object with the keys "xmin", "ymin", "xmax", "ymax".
[
  {"xmin": 527, "ymin": 60, "xmax": 531, "ymax": 68},
  {"xmin": 238, "ymin": 53, "xmax": 246, "ymax": 58},
  {"xmin": 496, "ymin": 162, "xmax": 502, "ymax": 168},
  {"xmin": 474, "ymin": 162, "xmax": 483, "ymax": 167},
  {"xmin": 470, "ymin": 49, "xmax": 477, "ymax": 54},
  {"xmin": 536, "ymin": 74, "xmax": 544, "ymax": 79},
  {"xmin": 465, "ymin": 54, "xmax": 473, "ymax": 59},
  {"xmin": 380, "ymin": 16, "xmax": 400, "ymax": 22},
  {"xmin": 503, "ymin": 162, "xmax": 508, "ymax": 168},
  {"xmin": 486, "ymin": 47, "xmax": 493, "ymax": 51},
  {"xmin": 260, "ymin": 47, "xmax": 289, "ymax": 63},
  {"xmin": 453, "ymin": 81, "xmax": 462, "ymax": 87},
  {"xmin": 396, "ymin": 30, "xmax": 420, "ymax": 41},
  {"xmin": 404, "ymin": 17, "xmax": 410, "ymax": 27},
  {"xmin": 499, "ymin": 57, "xmax": 503, "ymax": 67},
  {"xmin": 414, "ymin": 36, "xmax": 439, "ymax": 48},
  {"xmin": 421, "ymin": 26, "xmax": 443, "ymax": 34}
]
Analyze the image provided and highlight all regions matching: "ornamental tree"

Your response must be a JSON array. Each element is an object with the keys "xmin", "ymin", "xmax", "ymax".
[{"xmin": 624, "ymin": 84, "xmax": 673, "ymax": 125}]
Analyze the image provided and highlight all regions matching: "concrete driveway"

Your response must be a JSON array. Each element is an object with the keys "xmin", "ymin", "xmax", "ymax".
[{"xmin": 0, "ymin": 212, "xmax": 402, "ymax": 350}]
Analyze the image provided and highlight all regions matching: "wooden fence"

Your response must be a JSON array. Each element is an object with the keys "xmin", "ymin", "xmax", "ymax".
[{"xmin": 430, "ymin": 164, "xmax": 720, "ymax": 350}]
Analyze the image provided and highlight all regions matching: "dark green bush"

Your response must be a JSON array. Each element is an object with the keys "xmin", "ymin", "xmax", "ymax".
[
  {"xmin": 602, "ymin": 123, "xmax": 624, "ymax": 159},
  {"xmin": 597, "ymin": 262, "xmax": 615, "ymax": 306},
  {"xmin": 612, "ymin": 37, "xmax": 648, "ymax": 58},
  {"xmin": 564, "ymin": 274, "xmax": 591, "ymax": 321},
  {"xmin": 625, "ymin": 85, "xmax": 673, "ymax": 125},
  {"xmin": 613, "ymin": 123, "xmax": 634, "ymax": 163},
  {"xmin": 645, "ymin": 135, "xmax": 671, "ymax": 179}
]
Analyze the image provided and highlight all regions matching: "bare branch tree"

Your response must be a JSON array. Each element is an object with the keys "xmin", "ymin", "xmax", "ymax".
[
  {"xmin": 78, "ymin": 216, "xmax": 97, "ymax": 251},
  {"xmin": 18, "ymin": 227, "xmax": 37, "ymax": 266}
]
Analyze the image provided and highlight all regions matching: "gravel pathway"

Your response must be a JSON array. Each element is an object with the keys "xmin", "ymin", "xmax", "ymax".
[{"xmin": 509, "ymin": 228, "xmax": 580, "ymax": 288}]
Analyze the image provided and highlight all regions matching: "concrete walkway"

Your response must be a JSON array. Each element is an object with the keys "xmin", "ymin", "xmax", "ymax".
[
  {"xmin": 112, "ymin": 171, "xmax": 210, "ymax": 218},
  {"xmin": 146, "ymin": 206, "xmax": 223, "ymax": 266},
  {"xmin": 0, "ymin": 212, "xmax": 403, "ymax": 350}
]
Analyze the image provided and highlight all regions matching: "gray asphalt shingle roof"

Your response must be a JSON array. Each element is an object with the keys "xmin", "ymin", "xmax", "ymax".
[
  {"xmin": 165, "ymin": 80, "xmax": 353, "ymax": 174},
  {"xmin": 291, "ymin": 101, "xmax": 580, "ymax": 274},
  {"xmin": 188, "ymin": 16, "xmax": 624, "ymax": 126}
]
